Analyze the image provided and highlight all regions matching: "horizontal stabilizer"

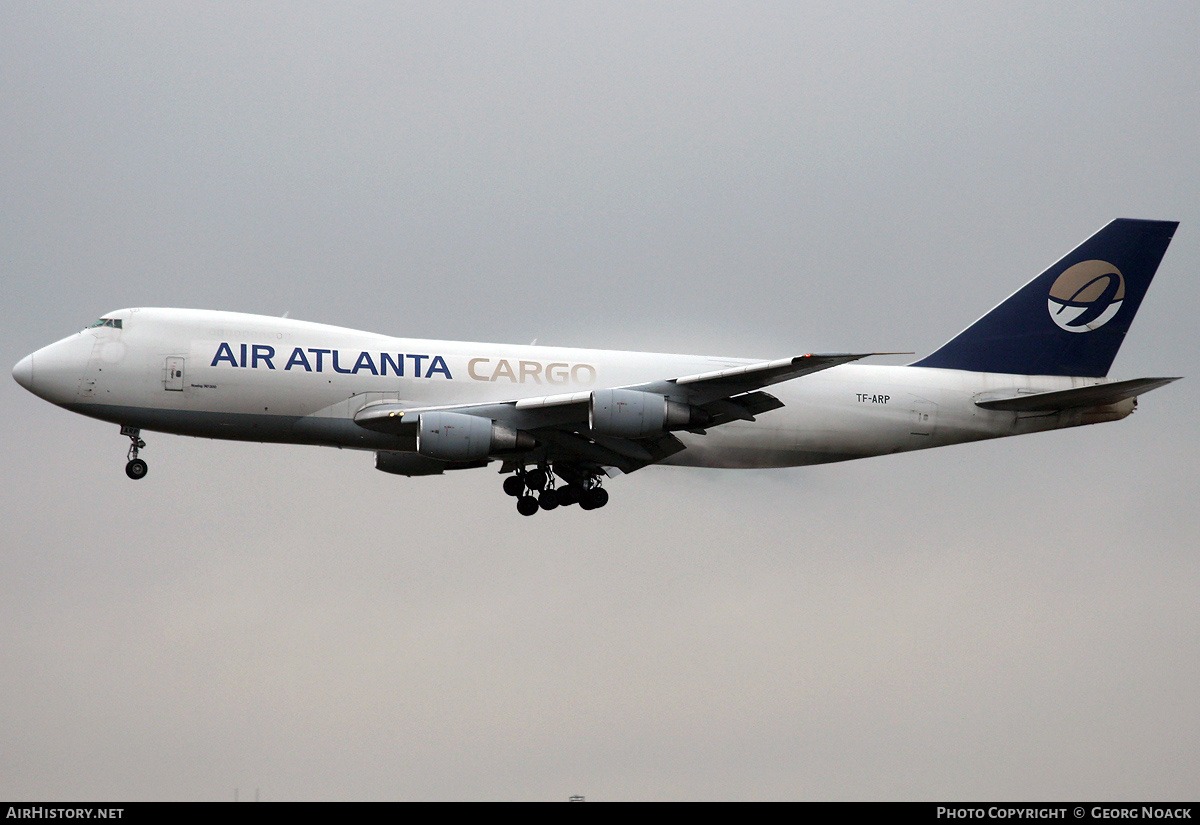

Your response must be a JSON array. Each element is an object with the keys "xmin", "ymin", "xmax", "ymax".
[{"xmin": 974, "ymin": 376, "xmax": 1179, "ymax": 412}]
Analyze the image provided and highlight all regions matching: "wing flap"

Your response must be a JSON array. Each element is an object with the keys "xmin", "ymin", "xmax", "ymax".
[
  {"xmin": 698, "ymin": 391, "xmax": 785, "ymax": 425},
  {"xmin": 534, "ymin": 429, "xmax": 686, "ymax": 474}
]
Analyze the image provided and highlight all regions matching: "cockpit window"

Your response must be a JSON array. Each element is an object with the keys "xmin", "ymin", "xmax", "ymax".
[{"xmin": 85, "ymin": 318, "xmax": 123, "ymax": 330}]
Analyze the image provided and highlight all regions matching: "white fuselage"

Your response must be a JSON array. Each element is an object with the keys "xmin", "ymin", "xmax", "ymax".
[{"xmin": 15, "ymin": 307, "xmax": 1131, "ymax": 470}]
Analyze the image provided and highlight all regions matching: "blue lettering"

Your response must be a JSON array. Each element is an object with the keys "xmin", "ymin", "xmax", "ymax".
[
  {"xmin": 353, "ymin": 351, "xmax": 378, "ymax": 375},
  {"xmin": 225, "ymin": 345, "xmax": 452, "ymax": 378},
  {"xmin": 307, "ymin": 348, "xmax": 330, "ymax": 372},
  {"xmin": 426, "ymin": 355, "xmax": 452, "ymax": 379},
  {"xmin": 285, "ymin": 347, "xmax": 312, "ymax": 371},
  {"xmin": 252, "ymin": 344, "xmax": 276, "ymax": 369},
  {"xmin": 380, "ymin": 353, "xmax": 404, "ymax": 377},
  {"xmin": 211, "ymin": 342, "xmax": 239, "ymax": 368}
]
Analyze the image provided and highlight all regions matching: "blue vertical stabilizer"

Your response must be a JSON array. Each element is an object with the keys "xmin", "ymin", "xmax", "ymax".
[{"xmin": 913, "ymin": 219, "xmax": 1177, "ymax": 376}]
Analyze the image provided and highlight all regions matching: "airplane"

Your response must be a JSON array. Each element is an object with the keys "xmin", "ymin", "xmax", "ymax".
[{"xmin": 12, "ymin": 218, "xmax": 1180, "ymax": 516}]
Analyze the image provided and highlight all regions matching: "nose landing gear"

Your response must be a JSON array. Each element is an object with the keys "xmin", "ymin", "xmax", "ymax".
[{"xmin": 121, "ymin": 425, "xmax": 148, "ymax": 480}]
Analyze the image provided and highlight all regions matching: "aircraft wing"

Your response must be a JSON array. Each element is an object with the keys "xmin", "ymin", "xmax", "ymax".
[{"xmin": 354, "ymin": 352, "xmax": 881, "ymax": 473}]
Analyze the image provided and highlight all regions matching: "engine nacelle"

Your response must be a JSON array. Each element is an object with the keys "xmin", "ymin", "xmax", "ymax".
[
  {"xmin": 416, "ymin": 411, "xmax": 535, "ymax": 461},
  {"xmin": 589, "ymin": 389, "xmax": 704, "ymax": 438},
  {"xmin": 374, "ymin": 451, "xmax": 448, "ymax": 476},
  {"xmin": 375, "ymin": 451, "xmax": 492, "ymax": 476}
]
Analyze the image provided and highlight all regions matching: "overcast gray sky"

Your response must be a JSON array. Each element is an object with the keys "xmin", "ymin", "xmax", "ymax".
[{"xmin": 2, "ymin": 2, "xmax": 1198, "ymax": 801}]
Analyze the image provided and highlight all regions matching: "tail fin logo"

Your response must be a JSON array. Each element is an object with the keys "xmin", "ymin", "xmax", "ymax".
[{"xmin": 1047, "ymin": 260, "xmax": 1125, "ymax": 333}]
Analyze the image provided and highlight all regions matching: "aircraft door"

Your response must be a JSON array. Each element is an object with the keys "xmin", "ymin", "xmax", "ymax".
[{"xmin": 164, "ymin": 357, "xmax": 185, "ymax": 391}]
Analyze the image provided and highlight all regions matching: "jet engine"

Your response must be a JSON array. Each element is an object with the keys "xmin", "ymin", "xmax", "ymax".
[
  {"xmin": 416, "ymin": 411, "xmax": 535, "ymax": 461},
  {"xmin": 589, "ymin": 389, "xmax": 707, "ymax": 438}
]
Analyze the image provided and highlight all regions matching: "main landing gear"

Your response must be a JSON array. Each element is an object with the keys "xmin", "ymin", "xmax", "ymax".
[
  {"xmin": 502, "ymin": 464, "xmax": 609, "ymax": 516},
  {"xmin": 122, "ymin": 425, "xmax": 148, "ymax": 480}
]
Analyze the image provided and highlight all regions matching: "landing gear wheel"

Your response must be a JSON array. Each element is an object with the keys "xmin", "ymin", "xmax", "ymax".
[
  {"xmin": 575, "ymin": 477, "xmax": 609, "ymax": 510},
  {"xmin": 525, "ymin": 468, "xmax": 548, "ymax": 491},
  {"xmin": 516, "ymin": 495, "xmax": 540, "ymax": 517},
  {"xmin": 556, "ymin": 485, "xmax": 581, "ymax": 507},
  {"xmin": 503, "ymin": 475, "xmax": 525, "ymax": 497},
  {"xmin": 125, "ymin": 458, "xmax": 148, "ymax": 480},
  {"xmin": 122, "ymin": 426, "xmax": 148, "ymax": 480},
  {"xmin": 538, "ymin": 491, "xmax": 559, "ymax": 511}
]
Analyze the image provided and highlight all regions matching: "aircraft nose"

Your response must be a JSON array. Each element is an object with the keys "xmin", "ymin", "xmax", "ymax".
[
  {"xmin": 13, "ymin": 335, "xmax": 94, "ymax": 405},
  {"xmin": 12, "ymin": 353, "xmax": 34, "ymax": 391}
]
